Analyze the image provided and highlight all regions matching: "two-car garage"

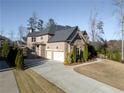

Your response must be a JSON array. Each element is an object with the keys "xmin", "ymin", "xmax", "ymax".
[
  {"xmin": 46, "ymin": 51, "xmax": 64, "ymax": 62},
  {"xmin": 53, "ymin": 52, "xmax": 64, "ymax": 62},
  {"xmin": 46, "ymin": 42, "xmax": 66, "ymax": 62}
]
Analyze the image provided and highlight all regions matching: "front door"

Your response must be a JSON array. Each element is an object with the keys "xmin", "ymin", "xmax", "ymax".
[{"xmin": 76, "ymin": 48, "xmax": 82, "ymax": 61}]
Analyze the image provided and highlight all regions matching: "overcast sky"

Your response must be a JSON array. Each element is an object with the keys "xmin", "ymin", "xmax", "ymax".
[{"xmin": 0, "ymin": 0, "xmax": 122, "ymax": 40}]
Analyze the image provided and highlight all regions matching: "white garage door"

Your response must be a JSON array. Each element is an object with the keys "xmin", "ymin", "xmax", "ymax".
[
  {"xmin": 53, "ymin": 52, "xmax": 64, "ymax": 62},
  {"xmin": 46, "ymin": 51, "xmax": 52, "ymax": 59}
]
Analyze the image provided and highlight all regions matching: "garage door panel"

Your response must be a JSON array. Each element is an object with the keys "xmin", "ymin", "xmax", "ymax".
[
  {"xmin": 47, "ymin": 51, "xmax": 52, "ymax": 59},
  {"xmin": 53, "ymin": 52, "xmax": 64, "ymax": 62}
]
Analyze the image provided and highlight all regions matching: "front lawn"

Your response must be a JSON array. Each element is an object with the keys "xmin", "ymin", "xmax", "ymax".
[
  {"xmin": 14, "ymin": 69, "xmax": 65, "ymax": 93},
  {"xmin": 74, "ymin": 60, "xmax": 124, "ymax": 91}
]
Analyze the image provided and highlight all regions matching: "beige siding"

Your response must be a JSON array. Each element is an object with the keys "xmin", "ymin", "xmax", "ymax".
[
  {"xmin": 46, "ymin": 42, "xmax": 66, "ymax": 52},
  {"xmin": 46, "ymin": 51, "xmax": 52, "ymax": 59},
  {"xmin": 27, "ymin": 35, "xmax": 51, "ymax": 48},
  {"xmin": 46, "ymin": 42, "xmax": 70, "ymax": 60},
  {"xmin": 74, "ymin": 39, "xmax": 85, "ymax": 51},
  {"xmin": 27, "ymin": 37, "xmax": 33, "ymax": 49},
  {"xmin": 36, "ymin": 35, "xmax": 50, "ymax": 44}
]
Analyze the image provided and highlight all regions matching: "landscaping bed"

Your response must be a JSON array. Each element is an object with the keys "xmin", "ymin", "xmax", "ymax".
[
  {"xmin": 64, "ymin": 59, "xmax": 97, "ymax": 66},
  {"xmin": 14, "ymin": 69, "xmax": 65, "ymax": 93},
  {"xmin": 74, "ymin": 60, "xmax": 124, "ymax": 91}
]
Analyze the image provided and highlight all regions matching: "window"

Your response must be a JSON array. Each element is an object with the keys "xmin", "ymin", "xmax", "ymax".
[
  {"xmin": 47, "ymin": 46, "xmax": 49, "ymax": 49},
  {"xmin": 37, "ymin": 45, "xmax": 39, "ymax": 47},
  {"xmin": 41, "ymin": 36, "xmax": 43, "ymax": 40},
  {"xmin": 56, "ymin": 46, "xmax": 58, "ymax": 49},
  {"xmin": 32, "ymin": 37, "xmax": 36, "ymax": 42}
]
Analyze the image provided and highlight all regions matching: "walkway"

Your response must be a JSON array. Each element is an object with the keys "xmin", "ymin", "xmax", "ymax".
[{"xmin": 27, "ymin": 59, "xmax": 124, "ymax": 93}]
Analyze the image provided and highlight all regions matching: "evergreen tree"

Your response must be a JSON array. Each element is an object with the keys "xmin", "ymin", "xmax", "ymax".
[
  {"xmin": 64, "ymin": 52, "xmax": 69, "ymax": 64},
  {"xmin": 83, "ymin": 44, "xmax": 88, "ymax": 62},
  {"xmin": 28, "ymin": 13, "xmax": 38, "ymax": 32},
  {"xmin": 2, "ymin": 41, "xmax": 10, "ymax": 59},
  {"xmin": 71, "ymin": 46, "xmax": 76, "ymax": 63},
  {"xmin": 37, "ymin": 19, "xmax": 43, "ymax": 31},
  {"xmin": 15, "ymin": 49, "xmax": 24, "ymax": 70},
  {"xmin": 47, "ymin": 18, "xmax": 56, "ymax": 27}
]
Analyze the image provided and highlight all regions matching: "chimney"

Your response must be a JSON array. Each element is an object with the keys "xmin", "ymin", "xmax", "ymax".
[{"xmin": 28, "ymin": 27, "xmax": 33, "ymax": 33}]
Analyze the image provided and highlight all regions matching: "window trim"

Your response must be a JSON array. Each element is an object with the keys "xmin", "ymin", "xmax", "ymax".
[
  {"xmin": 41, "ymin": 36, "xmax": 43, "ymax": 40},
  {"xmin": 32, "ymin": 37, "xmax": 36, "ymax": 42}
]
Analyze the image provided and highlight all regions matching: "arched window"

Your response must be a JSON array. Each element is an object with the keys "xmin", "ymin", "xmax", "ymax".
[{"xmin": 41, "ymin": 36, "xmax": 43, "ymax": 40}]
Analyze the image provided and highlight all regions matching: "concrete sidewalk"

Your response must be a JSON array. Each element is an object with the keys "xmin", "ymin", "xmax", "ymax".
[
  {"xmin": 0, "ymin": 70, "xmax": 19, "ymax": 93},
  {"xmin": 30, "ymin": 60, "xmax": 124, "ymax": 93}
]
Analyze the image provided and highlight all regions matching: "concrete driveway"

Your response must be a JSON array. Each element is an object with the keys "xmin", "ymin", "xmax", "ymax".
[
  {"xmin": 0, "ymin": 61, "xmax": 19, "ymax": 93},
  {"xmin": 26, "ymin": 59, "xmax": 124, "ymax": 93}
]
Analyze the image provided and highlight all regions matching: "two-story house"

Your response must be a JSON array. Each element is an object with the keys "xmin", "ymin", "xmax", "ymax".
[{"xmin": 27, "ymin": 25, "xmax": 88, "ymax": 62}]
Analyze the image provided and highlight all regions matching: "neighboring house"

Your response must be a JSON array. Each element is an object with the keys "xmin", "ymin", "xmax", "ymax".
[
  {"xmin": 0, "ymin": 35, "xmax": 12, "ymax": 57},
  {"xmin": 14, "ymin": 40, "xmax": 27, "ymax": 48},
  {"xmin": 0, "ymin": 35, "xmax": 11, "ymax": 47},
  {"xmin": 27, "ymin": 25, "xmax": 88, "ymax": 62}
]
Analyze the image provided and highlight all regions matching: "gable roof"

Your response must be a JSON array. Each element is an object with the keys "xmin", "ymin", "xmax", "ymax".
[
  {"xmin": 0, "ymin": 35, "xmax": 10, "ymax": 41},
  {"xmin": 82, "ymin": 30, "xmax": 87, "ymax": 35},
  {"xmin": 27, "ymin": 25, "xmax": 72, "ymax": 37},
  {"xmin": 27, "ymin": 25, "xmax": 87, "ymax": 43},
  {"xmin": 48, "ymin": 27, "xmax": 77, "ymax": 43}
]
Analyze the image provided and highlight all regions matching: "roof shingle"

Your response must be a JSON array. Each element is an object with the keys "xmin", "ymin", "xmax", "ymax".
[{"xmin": 48, "ymin": 27, "xmax": 77, "ymax": 42}]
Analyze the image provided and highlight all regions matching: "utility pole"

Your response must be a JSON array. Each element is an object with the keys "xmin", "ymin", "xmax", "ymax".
[
  {"xmin": 122, "ymin": 16, "xmax": 124, "ymax": 60},
  {"xmin": 113, "ymin": 0, "xmax": 124, "ymax": 61},
  {"xmin": 120, "ymin": 0, "xmax": 124, "ymax": 60}
]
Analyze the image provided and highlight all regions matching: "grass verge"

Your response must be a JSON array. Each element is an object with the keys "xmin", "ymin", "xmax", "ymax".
[{"xmin": 13, "ymin": 69, "xmax": 65, "ymax": 93}]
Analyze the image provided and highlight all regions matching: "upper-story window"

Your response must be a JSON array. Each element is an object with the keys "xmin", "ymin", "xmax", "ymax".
[
  {"xmin": 47, "ymin": 46, "xmax": 49, "ymax": 49},
  {"xmin": 56, "ymin": 46, "xmax": 58, "ymax": 49},
  {"xmin": 32, "ymin": 37, "xmax": 36, "ymax": 42},
  {"xmin": 41, "ymin": 36, "xmax": 43, "ymax": 40}
]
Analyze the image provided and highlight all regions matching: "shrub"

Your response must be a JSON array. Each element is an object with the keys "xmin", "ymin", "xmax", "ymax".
[
  {"xmin": 106, "ymin": 50, "xmax": 112, "ymax": 59},
  {"xmin": 112, "ymin": 50, "xmax": 121, "ymax": 62},
  {"xmin": 64, "ymin": 52, "xmax": 69, "ymax": 64},
  {"xmin": 23, "ymin": 47, "xmax": 29, "ymax": 57},
  {"xmin": 71, "ymin": 46, "xmax": 76, "ymax": 63},
  {"xmin": 15, "ymin": 49, "xmax": 24, "ymax": 70},
  {"xmin": 0, "ymin": 47, "xmax": 2, "ymax": 58},
  {"xmin": 7, "ymin": 47, "xmax": 18, "ymax": 67},
  {"xmin": 88, "ymin": 45, "xmax": 97, "ymax": 59},
  {"xmin": 2, "ymin": 41, "xmax": 10, "ymax": 59},
  {"xmin": 83, "ymin": 44, "xmax": 88, "ymax": 62},
  {"xmin": 107, "ymin": 50, "xmax": 121, "ymax": 62}
]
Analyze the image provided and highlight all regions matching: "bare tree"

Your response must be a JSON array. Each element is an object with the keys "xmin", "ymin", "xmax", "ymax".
[
  {"xmin": 89, "ymin": 11, "xmax": 97, "ymax": 42},
  {"xmin": 9, "ymin": 30, "xmax": 13, "ymax": 41},
  {"xmin": 89, "ymin": 12, "xmax": 104, "ymax": 42},
  {"xmin": 96, "ymin": 20, "xmax": 104, "ymax": 41},
  {"xmin": 18, "ymin": 25, "xmax": 27, "ymax": 41},
  {"xmin": 113, "ymin": 0, "xmax": 124, "ymax": 60}
]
